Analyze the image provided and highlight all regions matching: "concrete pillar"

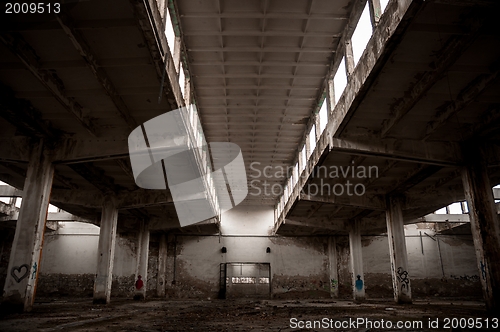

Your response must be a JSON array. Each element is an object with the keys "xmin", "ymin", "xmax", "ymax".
[
  {"xmin": 1, "ymin": 141, "xmax": 54, "ymax": 312},
  {"xmin": 328, "ymin": 237, "xmax": 339, "ymax": 298},
  {"xmin": 166, "ymin": 234, "xmax": 176, "ymax": 289},
  {"xmin": 93, "ymin": 195, "xmax": 118, "ymax": 304},
  {"xmin": 386, "ymin": 196, "xmax": 412, "ymax": 304},
  {"xmin": 134, "ymin": 220, "xmax": 150, "ymax": 300},
  {"xmin": 461, "ymin": 143, "xmax": 500, "ymax": 311},
  {"xmin": 349, "ymin": 220, "xmax": 365, "ymax": 301},
  {"xmin": 156, "ymin": 233, "xmax": 167, "ymax": 297},
  {"xmin": 345, "ymin": 40, "xmax": 355, "ymax": 77}
]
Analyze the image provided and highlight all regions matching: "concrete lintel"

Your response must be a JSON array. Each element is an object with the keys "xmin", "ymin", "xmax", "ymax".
[
  {"xmin": 300, "ymin": 192, "xmax": 386, "ymax": 210},
  {"xmin": 329, "ymin": 138, "xmax": 462, "ymax": 167}
]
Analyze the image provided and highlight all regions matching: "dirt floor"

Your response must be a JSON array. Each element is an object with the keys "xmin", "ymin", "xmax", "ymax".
[{"xmin": 0, "ymin": 297, "xmax": 497, "ymax": 331}]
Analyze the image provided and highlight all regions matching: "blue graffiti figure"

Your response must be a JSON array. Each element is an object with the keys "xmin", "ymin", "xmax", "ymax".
[
  {"xmin": 355, "ymin": 275, "xmax": 364, "ymax": 291},
  {"xmin": 480, "ymin": 261, "xmax": 487, "ymax": 281},
  {"xmin": 32, "ymin": 262, "xmax": 37, "ymax": 280}
]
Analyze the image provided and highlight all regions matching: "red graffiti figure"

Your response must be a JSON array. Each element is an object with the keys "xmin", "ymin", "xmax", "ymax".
[{"xmin": 135, "ymin": 275, "xmax": 144, "ymax": 290}]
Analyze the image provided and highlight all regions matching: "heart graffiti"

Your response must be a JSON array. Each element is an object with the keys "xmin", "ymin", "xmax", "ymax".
[{"xmin": 11, "ymin": 264, "xmax": 30, "ymax": 283}]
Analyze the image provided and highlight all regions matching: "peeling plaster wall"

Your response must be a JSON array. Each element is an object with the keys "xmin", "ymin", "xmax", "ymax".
[
  {"xmin": 35, "ymin": 222, "xmax": 141, "ymax": 297},
  {"xmin": 336, "ymin": 224, "xmax": 481, "ymax": 299}
]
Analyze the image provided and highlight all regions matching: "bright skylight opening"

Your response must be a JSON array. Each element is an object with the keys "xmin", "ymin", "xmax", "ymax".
[
  {"xmin": 179, "ymin": 62, "xmax": 185, "ymax": 96},
  {"xmin": 308, "ymin": 124, "xmax": 316, "ymax": 156},
  {"xmin": 351, "ymin": 3, "xmax": 372, "ymax": 66},
  {"xmin": 333, "ymin": 57, "xmax": 347, "ymax": 104},
  {"xmin": 448, "ymin": 202, "xmax": 463, "ymax": 214},
  {"xmin": 319, "ymin": 98, "xmax": 328, "ymax": 133},
  {"xmin": 380, "ymin": 0, "xmax": 389, "ymax": 13},
  {"xmin": 165, "ymin": 9, "xmax": 176, "ymax": 57},
  {"xmin": 301, "ymin": 146, "xmax": 306, "ymax": 171}
]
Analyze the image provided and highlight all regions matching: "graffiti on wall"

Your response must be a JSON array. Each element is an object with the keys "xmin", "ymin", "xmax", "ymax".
[
  {"xmin": 31, "ymin": 262, "xmax": 37, "ymax": 279},
  {"xmin": 450, "ymin": 274, "xmax": 480, "ymax": 282},
  {"xmin": 355, "ymin": 275, "xmax": 363, "ymax": 291},
  {"xmin": 330, "ymin": 279, "xmax": 338, "ymax": 292},
  {"xmin": 396, "ymin": 267, "xmax": 409, "ymax": 291},
  {"xmin": 11, "ymin": 264, "xmax": 30, "ymax": 283}
]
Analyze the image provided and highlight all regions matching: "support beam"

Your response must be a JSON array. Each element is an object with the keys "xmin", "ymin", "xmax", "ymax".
[
  {"xmin": 349, "ymin": 220, "xmax": 365, "ymax": 301},
  {"xmin": 386, "ymin": 196, "xmax": 412, "ymax": 304},
  {"xmin": 380, "ymin": 28, "xmax": 481, "ymax": 138},
  {"xmin": 329, "ymin": 137, "xmax": 461, "ymax": 166},
  {"xmin": 134, "ymin": 220, "xmax": 150, "ymax": 300},
  {"xmin": 93, "ymin": 195, "xmax": 118, "ymax": 304},
  {"xmin": 300, "ymin": 192, "xmax": 386, "ymax": 210},
  {"xmin": 0, "ymin": 85, "xmax": 61, "ymax": 141},
  {"xmin": 423, "ymin": 62, "xmax": 500, "ymax": 140},
  {"xmin": 0, "ymin": 32, "xmax": 98, "ymax": 136},
  {"xmin": 1, "ymin": 140, "xmax": 54, "ymax": 312},
  {"xmin": 461, "ymin": 143, "xmax": 500, "ymax": 311},
  {"xmin": 157, "ymin": 233, "xmax": 167, "ymax": 297},
  {"xmin": 328, "ymin": 237, "xmax": 339, "ymax": 298},
  {"xmin": 166, "ymin": 234, "xmax": 176, "ymax": 290},
  {"xmin": 55, "ymin": 13, "xmax": 138, "ymax": 130}
]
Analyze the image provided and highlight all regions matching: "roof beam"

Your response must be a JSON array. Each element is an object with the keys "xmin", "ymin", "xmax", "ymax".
[
  {"xmin": 191, "ymin": 61, "xmax": 328, "ymax": 67},
  {"xmin": 56, "ymin": 13, "xmax": 138, "ymax": 130},
  {"xmin": 68, "ymin": 163, "xmax": 122, "ymax": 194},
  {"xmin": 180, "ymin": 12, "xmax": 347, "ymax": 19},
  {"xmin": 423, "ymin": 61, "xmax": 500, "ymax": 139},
  {"xmin": 380, "ymin": 20, "xmax": 482, "ymax": 138},
  {"xmin": 184, "ymin": 30, "xmax": 341, "ymax": 37},
  {"xmin": 187, "ymin": 46, "xmax": 333, "ymax": 53},
  {"xmin": 300, "ymin": 192, "xmax": 386, "ymax": 210},
  {"xmin": 0, "ymin": 32, "xmax": 98, "ymax": 136},
  {"xmin": 328, "ymin": 137, "xmax": 462, "ymax": 167}
]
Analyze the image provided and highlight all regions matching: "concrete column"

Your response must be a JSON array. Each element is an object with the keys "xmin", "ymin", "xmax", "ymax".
[
  {"xmin": 2, "ymin": 141, "xmax": 54, "ymax": 312},
  {"xmin": 349, "ymin": 220, "xmax": 365, "ymax": 301},
  {"xmin": 461, "ymin": 143, "xmax": 500, "ymax": 311},
  {"xmin": 166, "ymin": 234, "xmax": 176, "ymax": 289},
  {"xmin": 134, "ymin": 220, "xmax": 150, "ymax": 300},
  {"xmin": 156, "ymin": 233, "xmax": 167, "ymax": 297},
  {"xmin": 93, "ymin": 195, "xmax": 118, "ymax": 304},
  {"xmin": 386, "ymin": 196, "xmax": 412, "ymax": 304},
  {"xmin": 328, "ymin": 237, "xmax": 339, "ymax": 298},
  {"xmin": 345, "ymin": 39, "xmax": 355, "ymax": 77}
]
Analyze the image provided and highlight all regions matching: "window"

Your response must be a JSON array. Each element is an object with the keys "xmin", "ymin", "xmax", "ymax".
[
  {"xmin": 165, "ymin": 9, "xmax": 176, "ymax": 56},
  {"xmin": 319, "ymin": 98, "xmax": 328, "ymax": 133},
  {"xmin": 308, "ymin": 124, "xmax": 316, "ymax": 156},
  {"xmin": 333, "ymin": 57, "xmax": 347, "ymax": 104},
  {"xmin": 351, "ymin": 3, "xmax": 372, "ymax": 66},
  {"xmin": 301, "ymin": 146, "xmax": 307, "ymax": 171},
  {"xmin": 380, "ymin": 0, "xmax": 389, "ymax": 13}
]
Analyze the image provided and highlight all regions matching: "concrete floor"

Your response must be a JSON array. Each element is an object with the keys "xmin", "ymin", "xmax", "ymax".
[{"xmin": 0, "ymin": 297, "xmax": 494, "ymax": 331}]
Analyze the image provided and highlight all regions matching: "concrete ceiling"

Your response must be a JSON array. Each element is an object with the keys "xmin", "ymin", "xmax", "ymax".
[{"xmin": 174, "ymin": 0, "xmax": 353, "ymax": 205}]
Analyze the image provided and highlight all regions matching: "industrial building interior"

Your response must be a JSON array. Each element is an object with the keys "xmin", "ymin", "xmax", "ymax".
[{"xmin": 1, "ymin": 0, "xmax": 500, "ymax": 330}]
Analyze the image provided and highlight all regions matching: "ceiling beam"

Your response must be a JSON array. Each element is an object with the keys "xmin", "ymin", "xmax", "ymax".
[
  {"xmin": 56, "ymin": 13, "xmax": 138, "ymax": 131},
  {"xmin": 423, "ymin": 61, "xmax": 500, "ymax": 139},
  {"xmin": 180, "ymin": 12, "xmax": 347, "ymax": 19},
  {"xmin": 191, "ymin": 61, "xmax": 328, "ymax": 67},
  {"xmin": 0, "ymin": 32, "xmax": 98, "ymax": 136},
  {"xmin": 184, "ymin": 30, "xmax": 341, "ymax": 37},
  {"xmin": 0, "ymin": 85, "xmax": 62, "ymax": 141},
  {"xmin": 187, "ymin": 46, "xmax": 333, "ymax": 53},
  {"xmin": 68, "ymin": 163, "xmax": 122, "ymax": 194},
  {"xmin": 300, "ymin": 192, "xmax": 386, "ymax": 210},
  {"xmin": 380, "ymin": 20, "xmax": 482, "ymax": 138},
  {"xmin": 328, "ymin": 137, "xmax": 462, "ymax": 167}
]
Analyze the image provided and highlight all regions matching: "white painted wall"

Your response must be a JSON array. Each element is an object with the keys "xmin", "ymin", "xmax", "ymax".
[{"xmin": 40, "ymin": 222, "xmax": 137, "ymax": 277}]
